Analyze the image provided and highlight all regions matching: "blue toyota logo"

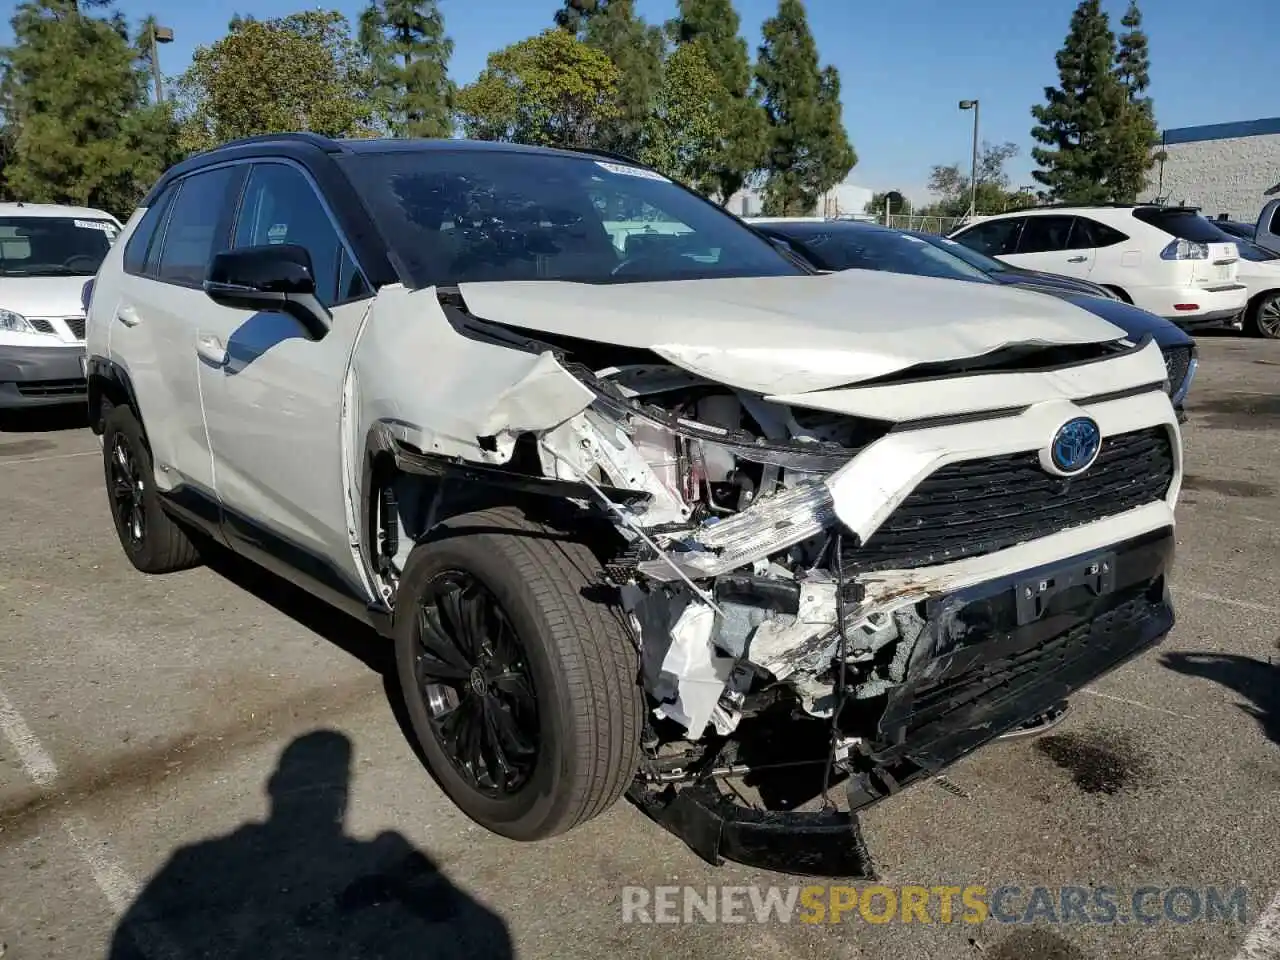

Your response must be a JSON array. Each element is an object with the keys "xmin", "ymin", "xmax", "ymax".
[{"xmin": 1050, "ymin": 417, "xmax": 1102, "ymax": 475}]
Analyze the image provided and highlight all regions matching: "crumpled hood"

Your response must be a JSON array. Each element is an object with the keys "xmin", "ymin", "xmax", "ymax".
[
  {"xmin": 458, "ymin": 269, "xmax": 1129, "ymax": 395},
  {"xmin": 0, "ymin": 275, "xmax": 91, "ymax": 318}
]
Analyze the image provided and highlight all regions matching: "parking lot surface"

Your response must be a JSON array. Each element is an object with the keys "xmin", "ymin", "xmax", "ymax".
[{"xmin": 1, "ymin": 333, "xmax": 1277, "ymax": 960}]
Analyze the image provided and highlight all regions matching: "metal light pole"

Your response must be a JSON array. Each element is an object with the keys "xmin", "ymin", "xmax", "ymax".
[
  {"xmin": 959, "ymin": 99, "xmax": 979, "ymax": 218},
  {"xmin": 149, "ymin": 24, "xmax": 174, "ymax": 104}
]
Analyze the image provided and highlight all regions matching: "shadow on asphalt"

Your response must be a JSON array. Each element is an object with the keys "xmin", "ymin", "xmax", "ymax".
[
  {"xmin": 107, "ymin": 730, "xmax": 513, "ymax": 960},
  {"xmin": 1161, "ymin": 651, "xmax": 1279, "ymax": 745},
  {"xmin": 0, "ymin": 404, "xmax": 90, "ymax": 433}
]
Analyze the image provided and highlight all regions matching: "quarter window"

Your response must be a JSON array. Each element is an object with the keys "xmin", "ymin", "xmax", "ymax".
[
  {"xmin": 156, "ymin": 167, "xmax": 240, "ymax": 286},
  {"xmin": 1072, "ymin": 217, "xmax": 1128, "ymax": 248},
  {"xmin": 233, "ymin": 162, "xmax": 367, "ymax": 306}
]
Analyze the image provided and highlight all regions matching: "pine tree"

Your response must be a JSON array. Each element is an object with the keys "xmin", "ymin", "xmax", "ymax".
[
  {"xmin": 359, "ymin": 0, "xmax": 454, "ymax": 138},
  {"xmin": 666, "ymin": 0, "xmax": 766, "ymax": 203},
  {"xmin": 0, "ymin": 0, "xmax": 176, "ymax": 217},
  {"xmin": 755, "ymin": 0, "xmax": 855, "ymax": 216},
  {"xmin": 1030, "ymin": 0, "xmax": 1128, "ymax": 204},
  {"xmin": 556, "ymin": 0, "xmax": 663, "ymax": 156},
  {"xmin": 1109, "ymin": 0, "xmax": 1159, "ymax": 201}
]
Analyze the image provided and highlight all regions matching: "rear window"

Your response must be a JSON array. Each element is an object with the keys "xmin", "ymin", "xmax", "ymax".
[{"xmin": 1132, "ymin": 208, "xmax": 1231, "ymax": 243}]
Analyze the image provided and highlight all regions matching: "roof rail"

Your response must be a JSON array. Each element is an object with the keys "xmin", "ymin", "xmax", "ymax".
[
  {"xmin": 559, "ymin": 145, "xmax": 654, "ymax": 168},
  {"xmin": 206, "ymin": 132, "xmax": 345, "ymax": 153}
]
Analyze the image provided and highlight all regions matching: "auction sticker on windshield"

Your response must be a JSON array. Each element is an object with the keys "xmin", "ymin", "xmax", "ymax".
[{"xmin": 595, "ymin": 160, "xmax": 670, "ymax": 182}]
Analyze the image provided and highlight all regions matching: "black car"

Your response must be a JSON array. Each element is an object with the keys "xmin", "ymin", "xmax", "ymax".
[{"xmin": 752, "ymin": 218, "xmax": 1197, "ymax": 417}]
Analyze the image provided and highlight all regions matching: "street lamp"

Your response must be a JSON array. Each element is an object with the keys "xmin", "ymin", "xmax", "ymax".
[
  {"xmin": 959, "ymin": 99, "xmax": 979, "ymax": 218},
  {"xmin": 149, "ymin": 24, "xmax": 174, "ymax": 104}
]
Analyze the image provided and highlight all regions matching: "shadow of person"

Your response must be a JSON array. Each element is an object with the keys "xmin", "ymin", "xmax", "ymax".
[
  {"xmin": 1161, "ymin": 651, "xmax": 1279, "ymax": 745},
  {"xmin": 107, "ymin": 730, "xmax": 513, "ymax": 960}
]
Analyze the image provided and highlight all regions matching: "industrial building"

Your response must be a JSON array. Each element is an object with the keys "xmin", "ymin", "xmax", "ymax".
[{"xmin": 1142, "ymin": 116, "xmax": 1280, "ymax": 222}]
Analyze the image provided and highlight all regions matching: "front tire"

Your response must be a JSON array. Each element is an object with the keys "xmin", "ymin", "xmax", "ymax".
[
  {"xmin": 1245, "ymin": 292, "xmax": 1280, "ymax": 339},
  {"xmin": 394, "ymin": 507, "xmax": 642, "ymax": 841},
  {"xmin": 101, "ymin": 403, "xmax": 201, "ymax": 574}
]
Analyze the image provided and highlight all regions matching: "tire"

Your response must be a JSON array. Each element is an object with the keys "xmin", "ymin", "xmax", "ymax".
[
  {"xmin": 394, "ymin": 507, "xmax": 642, "ymax": 842},
  {"xmin": 1244, "ymin": 292, "xmax": 1280, "ymax": 339},
  {"xmin": 1102, "ymin": 285, "xmax": 1131, "ymax": 304},
  {"xmin": 101, "ymin": 403, "xmax": 202, "ymax": 574}
]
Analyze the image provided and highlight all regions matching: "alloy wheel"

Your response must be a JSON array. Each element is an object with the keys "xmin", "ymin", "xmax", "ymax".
[
  {"xmin": 1257, "ymin": 295, "xmax": 1280, "ymax": 338},
  {"xmin": 414, "ymin": 571, "xmax": 540, "ymax": 796},
  {"xmin": 109, "ymin": 435, "xmax": 146, "ymax": 546}
]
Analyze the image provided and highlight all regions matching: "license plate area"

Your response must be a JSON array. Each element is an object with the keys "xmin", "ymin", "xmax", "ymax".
[{"xmin": 1015, "ymin": 552, "xmax": 1117, "ymax": 626}]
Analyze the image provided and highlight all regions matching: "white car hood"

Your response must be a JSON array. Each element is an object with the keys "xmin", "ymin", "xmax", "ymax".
[
  {"xmin": 0, "ymin": 275, "xmax": 90, "ymax": 318},
  {"xmin": 458, "ymin": 269, "xmax": 1129, "ymax": 395}
]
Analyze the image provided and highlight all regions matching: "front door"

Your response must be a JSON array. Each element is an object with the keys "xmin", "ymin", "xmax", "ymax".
[{"xmin": 195, "ymin": 160, "xmax": 375, "ymax": 597}]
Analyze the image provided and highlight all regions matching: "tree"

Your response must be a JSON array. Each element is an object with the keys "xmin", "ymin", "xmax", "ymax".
[
  {"xmin": 666, "ymin": 0, "xmax": 765, "ymax": 203},
  {"xmin": 358, "ymin": 0, "xmax": 454, "ymax": 138},
  {"xmin": 1109, "ymin": 0, "xmax": 1159, "ymax": 201},
  {"xmin": 921, "ymin": 141, "xmax": 1033, "ymax": 217},
  {"xmin": 557, "ymin": 0, "xmax": 663, "ymax": 156},
  {"xmin": 754, "ymin": 0, "xmax": 856, "ymax": 216},
  {"xmin": 1029, "ymin": 0, "xmax": 1129, "ymax": 204},
  {"xmin": 638, "ymin": 42, "xmax": 726, "ymax": 186},
  {"xmin": 864, "ymin": 190, "xmax": 912, "ymax": 217},
  {"xmin": 0, "ymin": 0, "xmax": 176, "ymax": 217},
  {"xmin": 176, "ymin": 11, "xmax": 375, "ymax": 154},
  {"xmin": 455, "ymin": 29, "xmax": 619, "ymax": 149}
]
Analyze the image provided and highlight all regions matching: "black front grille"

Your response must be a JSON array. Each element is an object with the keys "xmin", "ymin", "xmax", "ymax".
[
  {"xmin": 846, "ymin": 427, "xmax": 1174, "ymax": 571},
  {"xmin": 1162, "ymin": 345, "xmax": 1191, "ymax": 397},
  {"xmin": 64, "ymin": 316, "xmax": 86, "ymax": 340},
  {"xmin": 28, "ymin": 318, "xmax": 56, "ymax": 335},
  {"xmin": 17, "ymin": 378, "xmax": 86, "ymax": 397}
]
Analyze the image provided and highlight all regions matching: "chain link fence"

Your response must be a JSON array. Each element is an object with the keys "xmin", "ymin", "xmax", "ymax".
[{"xmin": 881, "ymin": 214, "xmax": 969, "ymax": 235}]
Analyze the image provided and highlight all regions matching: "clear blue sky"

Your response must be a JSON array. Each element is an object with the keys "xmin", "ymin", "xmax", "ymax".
[{"xmin": 5, "ymin": 0, "xmax": 1277, "ymax": 201}]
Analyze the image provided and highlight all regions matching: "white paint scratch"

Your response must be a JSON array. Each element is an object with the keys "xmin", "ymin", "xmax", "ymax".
[{"xmin": 1234, "ymin": 887, "xmax": 1280, "ymax": 960}]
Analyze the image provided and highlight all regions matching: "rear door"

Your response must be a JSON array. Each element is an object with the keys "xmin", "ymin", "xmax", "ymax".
[{"xmin": 1001, "ymin": 215, "xmax": 1096, "ymax": 280}]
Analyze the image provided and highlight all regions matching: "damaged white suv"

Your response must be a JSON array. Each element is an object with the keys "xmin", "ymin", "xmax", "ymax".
[{"xmin": 87, "ymin": 134, "xmax": 1182, "ymax": 874}]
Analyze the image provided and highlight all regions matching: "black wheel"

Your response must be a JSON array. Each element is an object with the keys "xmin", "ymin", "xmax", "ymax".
[
  {"xmin": 1102, "ymin": 285, "xmax": 1132, "ymax": 304},
  {"xmin": 394, "ymin": 507, "xmax": 642, "ymax": 841},
  {"xmin": 1245, "ymin": 292, "xmax": 1280, "ymax": 339},
  {"xmin": 101, "ymin": 403, "xmax": 201, "ymax": 573}
]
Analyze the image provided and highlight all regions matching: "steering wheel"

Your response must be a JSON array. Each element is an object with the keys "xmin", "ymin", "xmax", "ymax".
[{"xmin": 63, "ymin": 254, "xmax": 100, "ymax": 273}]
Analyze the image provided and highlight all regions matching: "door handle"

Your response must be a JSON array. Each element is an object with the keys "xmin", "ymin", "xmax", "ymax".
[
  {"xmin": 117, "ymin": 304, "xmax": 142, "ymax": 327},
  {"xmin": 195, "ymin": 334, "xmax": 228, "ymax": 367},
  {"xmin": 1067, "ymin": 255, "xmax": 1088, "ymax": 263}
]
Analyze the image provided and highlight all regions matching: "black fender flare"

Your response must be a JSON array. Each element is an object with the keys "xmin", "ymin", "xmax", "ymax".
[{"xmin": 86, "ymin": 355, "xmax": 144, "ymax": 440}]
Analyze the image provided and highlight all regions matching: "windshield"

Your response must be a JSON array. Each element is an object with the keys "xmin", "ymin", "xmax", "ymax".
[
  {"xmin": 339, "ymin": 149, "xmax": 804, "ymax": 287},
  {"xmin": 764, "ymin": 223, "xmax": 992, "ymax": 282},
  {"xmin": 910, "ymin": 231, "xmax": 1011, "ymax": 274},
  {"xmin": 0, "ymin": 216, "xmax": 119, "ymax": 277}
]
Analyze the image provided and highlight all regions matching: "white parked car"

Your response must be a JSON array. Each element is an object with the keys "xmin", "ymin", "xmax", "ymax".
[
  {"xmin": 948, "ymin": 205, "xmax": 1249, "ymax": 330},
  {"xmin": 86, "ymin": 135, "xmax": 1183, "ymax": 872},
  {"xmin": 0, "ymin": 202, "xmax": 122, "ymax": 410}
]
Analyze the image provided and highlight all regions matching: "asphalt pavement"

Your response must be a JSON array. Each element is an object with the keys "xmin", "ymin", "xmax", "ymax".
[{"xmin": 0, "ymin": 332, "xmax": 1277, "ymax": 960}]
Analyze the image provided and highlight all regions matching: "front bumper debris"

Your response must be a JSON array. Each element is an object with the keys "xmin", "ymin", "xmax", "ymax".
[{"xmin": 629, "ymin": 527, "xmax": 1175, "ymax": 877}]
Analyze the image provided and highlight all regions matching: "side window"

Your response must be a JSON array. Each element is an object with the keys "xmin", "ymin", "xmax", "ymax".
[
  {"xmin": 156, "ymin": 166, "xmax": 240, "ymax": 286},
  {"xmin": 123, "ymin": 187, "xmax": 176, "ymax": 276},
  {"xmin": 1016, "ymin": 216, "xmax": 1076, "ymax": 254},
  {"xmin": 953, "ymin": 218, "xmax": 1022, "ymax": 256},
  {"xmin": 233, "ymin": 162, "xmax": 367, "ymax": 306},
  {"xmin": 1072, "ymin": 217, "xmax": 1128, "ymax": 249},
  {"xmin": 1269, "ymin": 206, "xmax": 1280, "ymax": 237}
]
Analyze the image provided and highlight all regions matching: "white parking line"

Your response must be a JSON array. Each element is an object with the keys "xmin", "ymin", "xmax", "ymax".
[
  {"xmin": 0, "ymin": 450, "xmax": 98, "ymax": 467},
  {"xmin": 1078, "ymin": 687, "xmax": 1198, "ymax": 721},
  {"xmin": 1178, "ymin": 587, "xmax": 1276, "ymax": 616},
  {"xmin": 1234, "ymin": 887, "xmax": 1280, "ymax": 960},
  {"xmin": 0, "ymin": 682, "xmax": 185, "ymax": 959}
]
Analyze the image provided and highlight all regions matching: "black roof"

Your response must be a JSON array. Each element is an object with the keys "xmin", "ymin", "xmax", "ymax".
[{"xmin": 754, "ymin": 219, "xmax": 889, "ymax": 236}]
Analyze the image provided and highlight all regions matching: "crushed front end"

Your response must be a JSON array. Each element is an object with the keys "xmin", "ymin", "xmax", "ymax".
[{"xmin": 529, "ymin": 338, "xmax": 1180, "ymax": 877}]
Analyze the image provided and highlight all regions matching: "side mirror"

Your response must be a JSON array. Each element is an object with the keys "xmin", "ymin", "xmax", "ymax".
[{"xmin": 204, "ymin": 244, "xmax": 330, "ymax": 341}]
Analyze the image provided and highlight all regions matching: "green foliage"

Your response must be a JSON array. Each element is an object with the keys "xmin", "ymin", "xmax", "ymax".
[
  {"xmin": 922, "ymin": 142, "xmax": 1035, "ymax": 217},
  {"xmin": 0, "ymin": 0, "xmax": 177, "ymax": 217},
  {"xmin": 864, "ymin": 190, "xmax": 912, "ymax": 217},
  {"xmin": 755, "ymin": 0, "xmax": 855, "ymax": 217},
  {"xmin": 176, "ymin": 11, "xmax": 375, "ymax": 154},
  {"xmin": 1109, "ymin": 0, "xmax": 1159, "ymax": 201},
  {"xmin": 638, "ymin": 42, "xmax": 726, "ymax": 186},
  {"xmin": 358, "ymin": 0, "xmax": 454, "ymax": 138},
  {"xmin": 577, "ymin": 1, "xmax": 664, "ymax": 156},
  {"xmin": 455, "ymin": 28, "xmax": 619, "ymax": 149},
  {"xmin": 1030, "ymin": 0, "xmax": 1132, "ymax": 204},
  {"xmin": 666, "ymin": 0, "xmax": 766, "ymax": 204}
]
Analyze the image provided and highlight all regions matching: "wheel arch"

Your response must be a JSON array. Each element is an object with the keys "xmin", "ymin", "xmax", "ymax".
[
  {"xmin": 1101, "ymin": 284, "xmax": 1132, "ymax": 303},
  {"xmin": 87, "ymin": 356, "xmax": 145, "ymax": 443}
]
